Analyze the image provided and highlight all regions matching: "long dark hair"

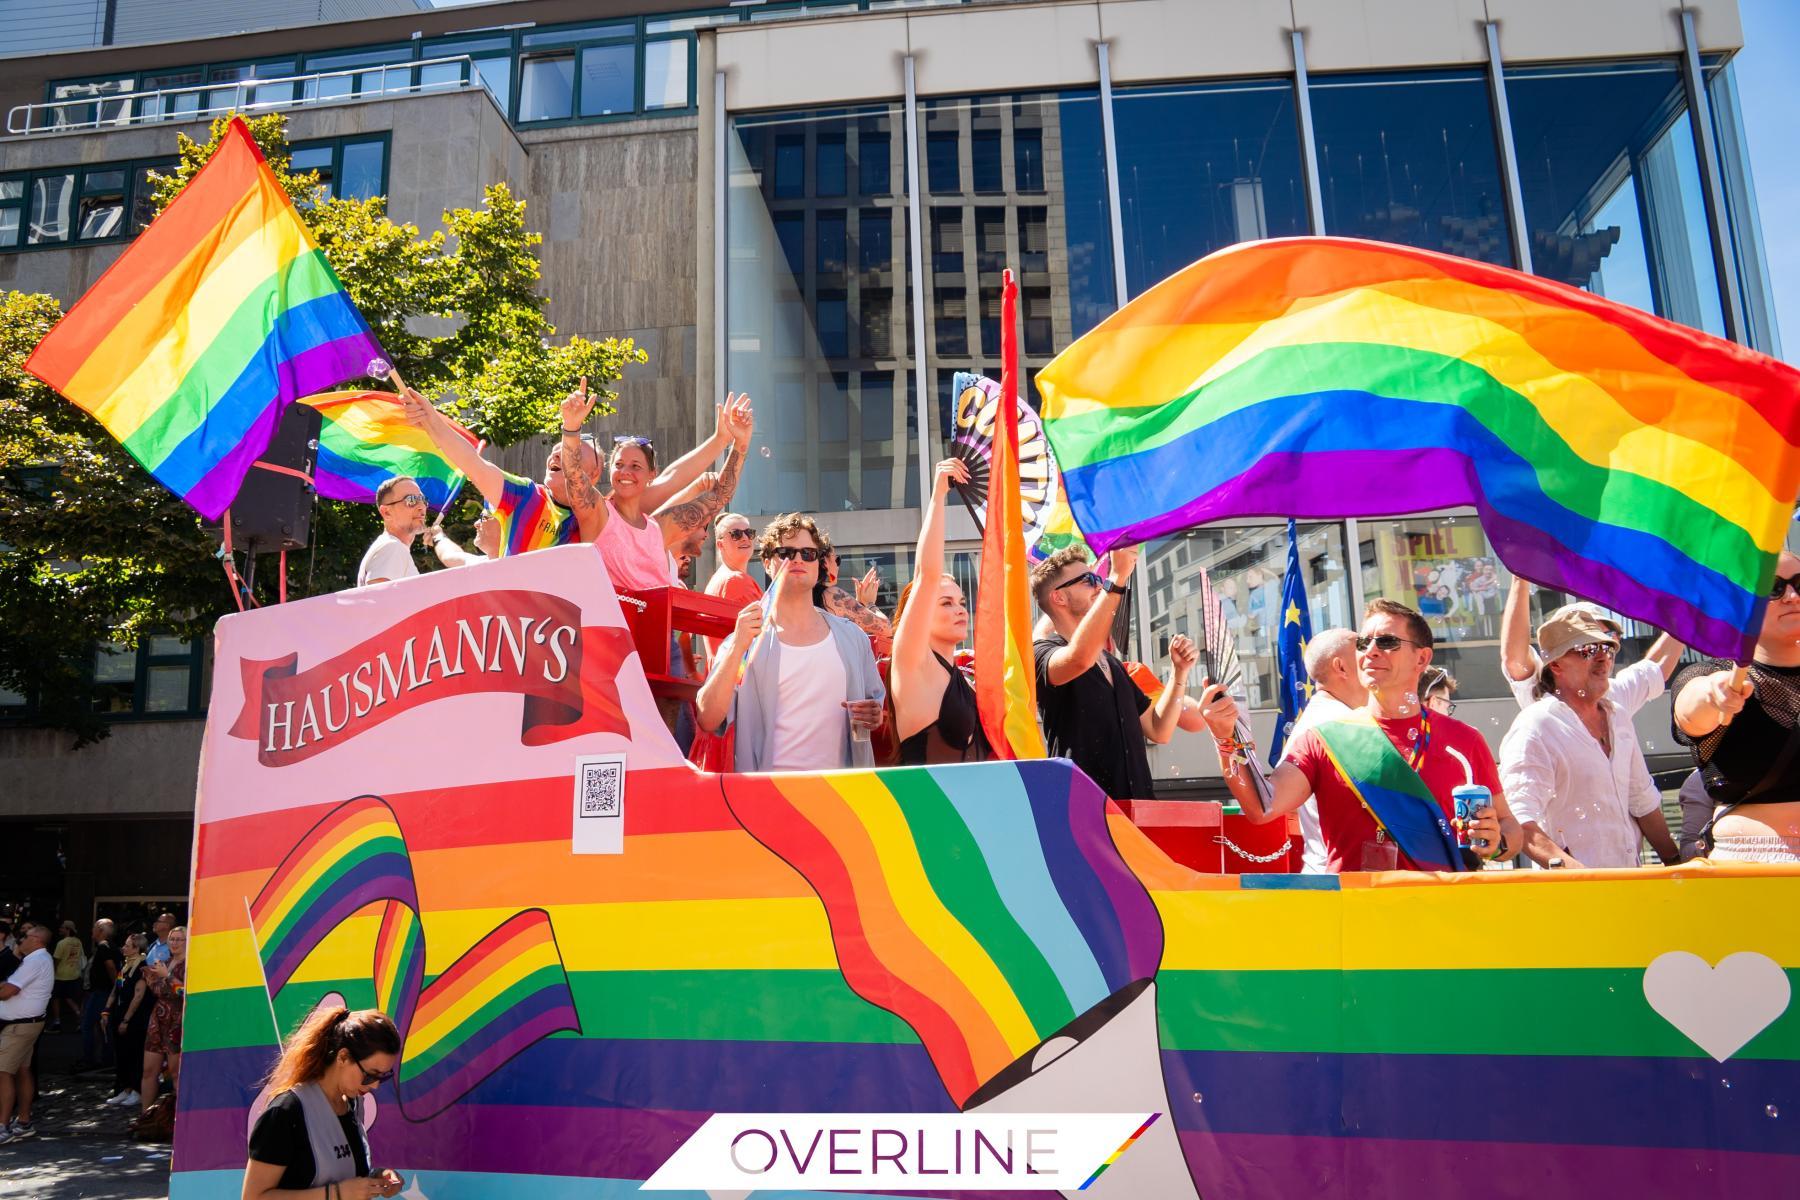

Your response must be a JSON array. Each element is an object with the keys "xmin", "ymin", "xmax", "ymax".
[{"xmin": 263, "ymin": 1006, "xmax": 400, "ymax": 1096}]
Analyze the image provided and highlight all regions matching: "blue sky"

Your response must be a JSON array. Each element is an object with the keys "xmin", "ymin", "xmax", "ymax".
[{"xmin": 1728, "ymin": 0, "xmax": 1798, "ymax": 359}]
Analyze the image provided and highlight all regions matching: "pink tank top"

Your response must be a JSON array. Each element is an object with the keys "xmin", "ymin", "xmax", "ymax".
[{"xmin": 597, "ymin": 496, "xmax": 671, "ymax": 590}]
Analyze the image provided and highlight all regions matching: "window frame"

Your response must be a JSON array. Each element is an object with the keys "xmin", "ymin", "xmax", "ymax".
[
  {"xmin": 0, "ymin": 156, "xmax": 182, "ymax": 254},
  {"xmin": 66, "ymin": 634, "xmax": 209, "ymax": 724},
  {"xmin": 288, "ymin": 132, "xmax": 393, "ymax": 204}
]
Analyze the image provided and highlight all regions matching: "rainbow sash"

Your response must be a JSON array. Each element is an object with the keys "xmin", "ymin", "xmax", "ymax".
[{"xmin": 1311, "ymin": 715, "xmax": 1464, "ymax": 871}]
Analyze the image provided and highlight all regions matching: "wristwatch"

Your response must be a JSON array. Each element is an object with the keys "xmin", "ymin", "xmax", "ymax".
[{"xmin": 1101, "ymin": 579, "xmax": 1130, "ymax": 596}]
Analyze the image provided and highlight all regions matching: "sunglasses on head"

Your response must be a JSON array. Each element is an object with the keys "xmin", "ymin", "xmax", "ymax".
[
  {"xmin": 354, "ymin": 1058, "xmax": 393, "ymax": 1087},
  {"xmin": 1355, "ymin": 633, "xmax": 1425, "ymax": 652},
  {"xmin": 1568, "ymin": 641, "xmax": 1618, "ymax": 661},
  {"xmin": 612, "ymin": 435, "xmax": 654, "ymax": 449},
  {"xmin": 383, "ymin": 493, "xmax": 425, "ymax": 508},
  {"xmin": 771, "ymin": 546, "xmax": 822, "ymax": 562},
  {"xmin": 723, "ymin": 528, "xmax": 755, "ymax": 542},
  {"xmin": 1771, "ymin": 574, "xmax": 1800, "ymax": 600},
  {"xmin": 1055, "ymin": 571, "xmax": 1104, "ymax": 592}
]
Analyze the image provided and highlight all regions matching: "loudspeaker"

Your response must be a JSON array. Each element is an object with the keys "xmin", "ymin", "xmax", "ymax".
[{"xmin": 206, "ymin": 402, "xmax": 322, "ymax": 552}]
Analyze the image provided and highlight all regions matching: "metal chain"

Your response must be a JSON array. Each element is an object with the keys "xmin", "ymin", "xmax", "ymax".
[{"xmin": 1215, "ymin": 834, "xmax": 1291, "ymax": 865}]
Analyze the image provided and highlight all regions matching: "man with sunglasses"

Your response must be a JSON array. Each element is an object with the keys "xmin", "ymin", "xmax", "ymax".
[
  {"xmin": 1206, "ymin": 599, "xmax": 1523, "ymax": 872},
  {"xmin": 1499, "ymin": 609, "xmax": 1679, "ymax": 869},
  {"xmin": 704, "ymin": 514, "xmax": 763, "ymax": 657},
  {"xmin": 695, "ymin": 514, "xmax": 885, "ymax": 771},
  {"xmin": 1030, "ymin": 547, "xmax": 1201, "ymax": 800},
  {"xmin": 356, "ymin": 476, "xmax": 429, "ymax": 587}
]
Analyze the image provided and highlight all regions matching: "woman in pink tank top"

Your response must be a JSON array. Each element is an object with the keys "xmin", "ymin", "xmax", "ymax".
[{"xmin": 553, "ymin": 386, "xmax": 756, "ymax": 589}]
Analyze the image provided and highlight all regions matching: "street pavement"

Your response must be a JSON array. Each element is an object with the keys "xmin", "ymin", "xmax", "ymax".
[{"xmin": 1, "ymin": 1027, "xmax": 172, "ymax": 1199}]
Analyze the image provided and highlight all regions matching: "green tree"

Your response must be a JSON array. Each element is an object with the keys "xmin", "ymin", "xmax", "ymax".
[{"xmin": 0, "ymin": 112, "xmax": 645, "ymax": 744}]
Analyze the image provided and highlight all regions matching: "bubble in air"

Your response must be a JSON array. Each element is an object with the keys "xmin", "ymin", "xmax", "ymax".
[
  {"xmin": 759, "ymin": 445, "xmax": 772, "ymax": 459},
  {"xmin": 1722, "ymin": 1078, "xmax": 1733, "ymax": 1089},
  {"xmin": 1191, "ymin": 1092, "xmax": 1203, "ymax": 1104},
  {"xmin": 1768, "ymin": 1105, "xmax": 1781, "ymax": 1118},
  {"xmin": 366, "ymin": 357, "xmax": 392, "ymax": 380}
]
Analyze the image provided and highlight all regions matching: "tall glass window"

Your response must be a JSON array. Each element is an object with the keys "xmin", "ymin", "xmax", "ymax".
[
  {"xmin": 1112, "ymin": 78, "xmax": 1310, "ymax": 296},
  {"xmin": 728, "ymin": 106, "xmax": 917, "ymax": 517},
  {"xmin": 917, "ymin": 90, "xmax": 1115, "ymax": 458},
  {"xmin": 1506, "ymin": 60, "xmax": 1726, "ymax": 337},
  {"xmin": 1309, "ymin": 70, "xmax": 1513, "ymax": 266},
  {"xmin": 1706, "ymin": 61, "xmax": 1780, "ymax": 355}
]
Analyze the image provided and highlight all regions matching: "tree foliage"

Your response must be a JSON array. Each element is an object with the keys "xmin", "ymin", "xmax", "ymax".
[{"xmin": 0, "ymin": 112, "xmax": 645, "ymax": 744}]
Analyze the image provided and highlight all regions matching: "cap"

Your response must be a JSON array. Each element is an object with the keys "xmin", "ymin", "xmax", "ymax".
[{"xmin": 1537, "ymin": 603, "xmax": 1623, "ymax": 664}]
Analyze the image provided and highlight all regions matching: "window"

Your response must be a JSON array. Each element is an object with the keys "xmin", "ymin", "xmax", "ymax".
[
  {"xmin": 1, "ymin": 159, "xmax": 173, "ymax": 252},
  {"xmin": 1113, "ymin": 78, "xmax": 1311, "ymax": 296},
  {"xmin": 304, "ymin": 47, "xmax": 413, "ymax": 101},
  {"xmin": 934, "ymin": 290, "xmax": 969, "ymax": 355},
  {"xmin": 139, "ymin": 69, "xmax": 205, "ymax": 121},
  {"xmin": 578, "ymin": 43, "xmax": 635, "ymax": 117},
  {"xmin": 86, "ymin": 636, "xmax": 206, "ymax": 719},
  {"xmin": 817, "ymin": 210, "xmax": 847, "ymax": 275},
  {"xmin": 1013, "ymin": 126, "xmax": 1044, "ymax": 193},
  {"xmin": 76, "ymin": 169, "xmax": 126, "ymax": 240},
  {"xmin": 518, "ymin": 53, "xmax": 576, "ymax": 122},
  {"xmin": 643, "ymin": 38, "xmax": 691, "ymax": 111},
  {"xmin": 1309, "ymin": 70, "xmax": 1513, "ymax": 266},
  {"xmin": 289, "ymin": 137, "xmax": 389, "ymax": 202},
  {"xmin": 972, "ymin": 128, "xmax": 1003, "ymax": 193},
  {"xmin": 931, "ymin": 208, "xmax": 964, "ymax": 274},
  {"xmin": 816, "ymin": 134, "xmax": 847, "ymax": 198},
  {"xmin": 130, "ymin": 165, "xmax": 167, "ymax": 233},
  {"xmin": 927, "ymin": 130, "xmax": 960, "ymax": 194},
  {"xmin": 858, "ymin": 207, "xmax": 891, "ymax": 271},
  {"xmin": 0, "ymin": 178, "xmax": 22, "ymax": 249},
  {"xmin": 43, "ymin": 77, "xmax": 134, "ymax": 129},
  {"xmin": 422, "ymin": 35, "xmax": 514, "ymax": 109},
  {"xmin": 27, "ymin": 173, "xmax": 74, "ymax": 245}
]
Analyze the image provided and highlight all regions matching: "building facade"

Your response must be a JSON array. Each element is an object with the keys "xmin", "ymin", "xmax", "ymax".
[{"xmin": 0, "ymin": 0, "xmax": 1778, "ymax": 915}]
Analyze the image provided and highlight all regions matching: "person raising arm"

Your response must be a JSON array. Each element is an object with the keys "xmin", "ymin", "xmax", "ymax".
[{"xmin": 891, "ymin": 459, "xmax": 986, "ymax": 763}]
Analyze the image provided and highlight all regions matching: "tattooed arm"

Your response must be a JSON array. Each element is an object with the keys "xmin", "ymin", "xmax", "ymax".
[
  {"xmin": 654, "ymin": 441, "xmax": 745, "ymax": 550},
  {"xmin": 823, "ymin": 584, "xmax": 892, "ymax": 646},
  {"xmin": 559, "ymin": 385, "xmax": 609, "ymax": 542}
]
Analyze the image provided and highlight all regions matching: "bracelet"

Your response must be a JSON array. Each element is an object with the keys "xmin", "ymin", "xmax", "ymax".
[
  {"xmin": 1486, "ymin": 834, "xmax": 1511, "ymax": 862},
  {"xmin": 561, "ymin": 426, "xmax": 582, "ymax": 435}
]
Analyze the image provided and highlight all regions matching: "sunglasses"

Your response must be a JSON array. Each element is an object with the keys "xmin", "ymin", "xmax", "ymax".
[
  {"xmin": 383, "ymin": 493, "xmax": 425, "ymax": 508},
  {"xmin": 723, "ymin": 528, "xmax": 755, "ymax": 542},
  {"xmin": 355, "ymin": 1058, "xmax": 393, "ymax": 1087},
  {"xmin": 1055, "ymin": 571, "xmax": 1104, "ymax": 592},
  {"xmin": 1355, "ymin": 633, "xmax": 1425, "ymax": 652},
  {"xmin": 1568, "ymin": 641, "xmax": 1618, "ymax": 661},
  {"xmin": 1770, "ymin": 574, "xmax": 1800, "ymax": 600},
  {"xmin": 771, "ymin": 546, "xmax": 823, "ymax": 563},
  {"xmin": 612, "ymin": 435, "xmax": 655, "ymax": 449}
]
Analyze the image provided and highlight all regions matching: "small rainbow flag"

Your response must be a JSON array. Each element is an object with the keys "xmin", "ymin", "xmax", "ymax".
[
  {"xmin": 976, "ymin": 271, "xmax": 1049, "ymax": 760},
  {"xmin": 25, "ymin": 117, "xmax": 382, "ymax": 521},
  {"xmin": 246, "ymin": 796, "xmax": 579, "ymax": 1120},
  {"xmin": 300, "ymin": 390, "xmax": 479, "ymax": 511},
  {"xmin": 724, "ymin": 759, "xmax": 1162, "ymax": 1108},
  {"xmin": 1036, "ymin": 236, "xmax": 1800, "ymax": 660}
]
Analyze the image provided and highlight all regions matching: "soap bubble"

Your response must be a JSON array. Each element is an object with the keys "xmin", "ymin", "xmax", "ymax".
[
  {"xmin": 1191, "ymin": 1092, "xmax": 1203, "ymax": 1104},
  {"xmin": 759, "ymin": 445, "xmax": 772, "ymax": 459},
  {"xmin": 367, "ymin": 357, "xmax": 393, "ymax": 380},
  {"xmin": 1768, "ymin": 1105, "xmax": 1781, "ymax": 1118}
]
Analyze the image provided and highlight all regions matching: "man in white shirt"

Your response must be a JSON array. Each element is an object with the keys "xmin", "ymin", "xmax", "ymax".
[
  {"xmin": 356, "ymin": 476, "xmax": 428, "ymax": 587},
  {"xmin": 0, "ymin": 923, "xmax": 53, "ymax": 1142},
  {"xmin": 1499, "ymin": 608, "xmax": 1680, "ymax": 869},
  {"xmin": 1499, "ymin": 577, "xmax": 1683, "ymax": 710},
  {"xmin": 1282, "ymin": 628, "xmax": 1368, "ymax": 874}
]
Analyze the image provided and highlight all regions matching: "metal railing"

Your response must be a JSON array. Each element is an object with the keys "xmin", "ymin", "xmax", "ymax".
[{"xmin": 7, "ymin": 55, "xmax": 486, "ymax": 136}]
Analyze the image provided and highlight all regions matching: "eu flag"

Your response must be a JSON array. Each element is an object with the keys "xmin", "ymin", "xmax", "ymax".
[{"xmin": 1269, "ymin": 519, "xmax": 1314, "ymax": 766}]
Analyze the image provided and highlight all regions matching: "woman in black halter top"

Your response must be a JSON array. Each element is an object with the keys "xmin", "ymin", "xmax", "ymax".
[{"xmin": 891, "ymin": 459, "xmax": 992, "ymax": 765}]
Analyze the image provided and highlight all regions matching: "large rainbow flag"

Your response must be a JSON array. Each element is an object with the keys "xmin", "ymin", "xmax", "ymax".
[
  {"xmin": 976, "ymin": 271, "xmax": 1050, "ymax": 759},
  {"xmin": 300, "ymin": 390, "xmax": 479, "ymax": 511},
  {"xmin": 25, "ymin": 117, "xmax": 382, "ymax": 521},
  {"xmin": 1036, "ymin": 237, "xmax": 1800, "ymax": 660}
]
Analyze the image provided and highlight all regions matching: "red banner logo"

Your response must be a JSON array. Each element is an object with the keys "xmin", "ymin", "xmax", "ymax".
[{"xmin": 226, "ymin": 589, "xmax": 636, "ymax": 766}]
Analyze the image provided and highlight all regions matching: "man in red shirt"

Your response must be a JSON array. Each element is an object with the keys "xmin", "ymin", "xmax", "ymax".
[{"xmin": 1200, "ymin": 598, "xmax": 1524, "ymax": 872}]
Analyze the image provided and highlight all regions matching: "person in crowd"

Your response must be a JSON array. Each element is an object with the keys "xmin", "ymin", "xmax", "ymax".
[
  {"xmin": 704, "ymin": 513, "xmax": 763, "ymax": 656},
  {"xmin": 78, "ymin": 918, "xmax": 120, "ymax": 1070},
  {"xmin": 146, "ymin": 912, "xmax": 174, "ymax": 967},
  {"xmin": 419, "ymin": 514, "xmax": 497, "ymax": 569},
  {"xmin": 0, "ymin": 923, "xmax": 52, "ymax": 1143},
  {"xmin": 1500, "ymin": 576, "xmax": 1683, "ymax": 708},
  {"xmin": 1420, "ymin": 666, "xmax": 1458, "ymax": 716},
  {"xmin": 50, "ymin": 919, "xmax": 83, "ymax": 1032},
  {"xmin": 1499, "ymin": 608, "xmax": 1680, "ymax": 869},
  {"xmin": 557, "ymin": 387, "xmax": 754, "ymax": 588},
  {"xmin": 816, "ymin": 550, "xmax": 892, "ymax": 658},
  {"xmin": 103, "ymin": 932, "xmax": 151, "ymax": 1108},
  {"xmin": 696, "ymin": 514, "xmax": 885, "ymax": 771},
  {"xmin": 1031, "ymin": 546, "xmax": 1197, "ymax": 800},
  {"xmin": 1212, "ymin": 599, "xmax": 1524, "ymax": 872},
  {"xmin": 242, "ymin": 1006, "xmax": 404, "ymax": 1200},
  {"xmin": 890, "ymin": 459, "xmax": 988, "ymax": 764},
  {"xmin": 1672, "ymin": 549, "xmax": 1800, "ymax": 862},
  {"xmin": 139, "ymin": 925, "xmax": 186, "ymax": 1114},
  {"xmin": 354, "ymin": 476, "xmax": 429, "ymax": 588},
  {"xmin": 1280, "ymin": 628, "xmax": 1369, "ymax": 874}
]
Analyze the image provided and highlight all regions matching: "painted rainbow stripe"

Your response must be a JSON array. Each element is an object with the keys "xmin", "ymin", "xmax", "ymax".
[
  {"xmin": 25, "ymin": 118, "xmax": 382, "ymax": 521},
  {"xmin": 1079, "ymin": 1112, "xmax": 1160, "ymax": 1190},
  {"xmin": 1036, "ymin": 236, "xmax": 1800, "ymax": 660},
  {"xmin": 301, "ymin": 390, "xmax": 479, "ymax": 510},
  {"xmin": 244, "ymin": 795, "xmax": 578, "ymax": 1120},
  {"xmin": 722, "ymin": 760, "xmax": 1162, "ymax": 1107}
]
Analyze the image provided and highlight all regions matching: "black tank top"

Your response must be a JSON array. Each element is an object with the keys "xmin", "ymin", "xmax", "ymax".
[{"xmin": 899, "ymin": 652, "xmax": 991, "ymax": 765}]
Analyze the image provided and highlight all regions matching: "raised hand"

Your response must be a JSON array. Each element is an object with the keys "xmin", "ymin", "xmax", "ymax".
[
  {"xmin": 855, "ymin": 564, "xmax": 882, "ymax": 608},
  {"xmin": 1169, "ymin": 634, "xmax": 1199, "ymax": 677},
  {"xmin": 1107, "ymin": 545, "xmax": 1139, "ymax": 584},
  {"xmin": 732, "ymin": 599, "xmax": 765, "ymax": 648},
  {"xmin": 1195, "ymin": 679, "xmax": 1239, "ymax": 738},
  {"xmin": 719, "ymin": 391, "xmax": 755, "ymax": 449},
  {"xmin": 933, "ymin": 457, "xmax": 971, "ymax": 496},
  {"xmin": 399, "ymin": 387, "xmax": 434, "ymax": 427},
  {"xmin": 561, "ymin": 377, "xmax": 597, "ymax": 433}
]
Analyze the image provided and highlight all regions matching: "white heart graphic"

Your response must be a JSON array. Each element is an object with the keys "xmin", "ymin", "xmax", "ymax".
[{"xmin": 1642, "ymin": 950, "xmax": 1791, "ymax": 1063}]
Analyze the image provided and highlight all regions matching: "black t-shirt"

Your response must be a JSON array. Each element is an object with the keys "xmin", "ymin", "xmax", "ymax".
[
  {"xmin": 247, "ymin": 1091, "xmax": 369, "ymax": 1190},
  {"xmin": 1034, "ymin": 634, "xmax": 1154, "ymax": 800},
  {"xmin": 1672, "ymin": 657, "xmax": 1800, "ymax": 805},
  {"xmin": 86, "ymin": 941, "xmax": 121, "ymax": 991}
]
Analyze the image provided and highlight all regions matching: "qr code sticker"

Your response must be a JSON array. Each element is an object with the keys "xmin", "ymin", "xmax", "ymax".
[{"xmin": 580, "ymin": 759, "xmax": 622, "ymax": 818}]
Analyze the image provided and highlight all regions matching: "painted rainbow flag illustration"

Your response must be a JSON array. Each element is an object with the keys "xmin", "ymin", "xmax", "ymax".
[{"xmin": 24, "ymin": 117, "xmax": 383, "ymax": 521}]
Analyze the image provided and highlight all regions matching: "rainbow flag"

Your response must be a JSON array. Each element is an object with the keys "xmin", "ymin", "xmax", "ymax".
[
  {"xmin": 300, "ymin": 390, "xmax": 479, "ymax": 511},
  {"xmin": 244, "ymin": 796, "xmax": 579, "ymax": 1120},
  {"xmin": 1036, "ymin": 236, "xmax": 1800, "ymax": 660},
  {"xmin": 976, "ymin": 271, "xmax": 1050, "ymax": 760},
  {"xmin": 24, "ymin": 118, "xmax": 382, "ymax": 522},
  {"xmin": 723, "ymin": 760, "xmax": 1163, "ymax": 1108}
]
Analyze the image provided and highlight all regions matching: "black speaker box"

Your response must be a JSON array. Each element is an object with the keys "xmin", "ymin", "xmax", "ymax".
[{"xmin": 205, "ymin": 402, "xmax": 322, "ymax": 552}]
